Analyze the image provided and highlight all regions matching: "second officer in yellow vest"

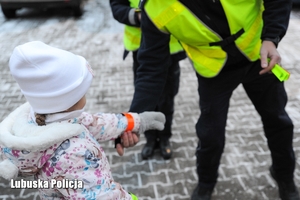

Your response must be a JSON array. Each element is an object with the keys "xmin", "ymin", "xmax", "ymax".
[
  {"xmin": 128, "ymin": 0, "xmax": 298, "ymax": 200},
  {"xmin": 109, "ymin": 0, "xmax": 186, "ymax": 160}
]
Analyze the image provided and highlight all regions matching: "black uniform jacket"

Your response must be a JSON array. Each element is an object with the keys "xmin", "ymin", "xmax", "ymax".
[
  {"xmin": 110, "ymin": 0, "xmax": 186, "ymax": 60},
  {"xmin": 129, "ymin": 0, "xmax": 292, "ymax": 113},
  {"xmin": 110, "ymin": 0, "xmax": 141, "ymax": 27}
]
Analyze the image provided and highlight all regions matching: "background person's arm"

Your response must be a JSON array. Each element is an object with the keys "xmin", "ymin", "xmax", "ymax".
[
  {"xmin": 129, "ymin": 9, "xmax": 172, "ymax": 113},
  {"xmin": 109, "ymin": 0, "xmax": 141, "ymax": 27}
]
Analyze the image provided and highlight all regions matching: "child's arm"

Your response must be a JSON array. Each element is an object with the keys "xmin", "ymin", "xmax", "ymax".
[{"xmin": 80, "ymin": 112, "xmax": 165, "ymax": 142}]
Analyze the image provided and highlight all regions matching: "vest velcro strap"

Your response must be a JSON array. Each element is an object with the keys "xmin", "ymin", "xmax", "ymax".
[{"xmin": 209, "ymin": 28, "xmax": 244, "ymax": 48}]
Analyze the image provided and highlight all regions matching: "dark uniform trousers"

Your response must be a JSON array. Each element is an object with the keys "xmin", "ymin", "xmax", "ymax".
[
  {"xmin": 132, "ymin": 50, "xmax": 180, "ymax": 141},
  {"xmin": 195, "ymin": 59, "xmax": 296, "ymax": 189}
]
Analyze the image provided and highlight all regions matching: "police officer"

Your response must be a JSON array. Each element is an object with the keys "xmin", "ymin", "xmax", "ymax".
[
  {"xmin": 109, "ymin": 0, "xmax": 186, "ymax": 160},
  {"xmin": 128, "ymin": 0, "xmax": 299, "ymax": 200}
]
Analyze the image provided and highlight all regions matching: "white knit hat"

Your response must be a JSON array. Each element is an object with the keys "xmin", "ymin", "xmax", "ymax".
[{"xmin": 9, "ymin": 41, "xmax": 93, "ymax": 114}]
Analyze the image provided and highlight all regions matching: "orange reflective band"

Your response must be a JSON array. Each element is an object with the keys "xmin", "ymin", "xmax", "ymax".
[{"xmin": 123, "ymin": 113, "xmax": 135, "ymax": 132}]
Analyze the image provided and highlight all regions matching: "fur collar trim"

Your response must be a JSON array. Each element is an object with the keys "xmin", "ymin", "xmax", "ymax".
[{"xmin": 0, "ymin": 103, "xmax": 84, "ymax": 151}]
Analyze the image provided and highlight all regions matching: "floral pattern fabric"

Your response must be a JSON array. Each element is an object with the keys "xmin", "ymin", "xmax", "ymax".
[{"xmin": 2, "ymin": 111, "xmax": 137, "ymax": 200}]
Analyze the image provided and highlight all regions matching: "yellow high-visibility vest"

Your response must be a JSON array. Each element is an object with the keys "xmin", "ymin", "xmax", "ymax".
[
  {"xmin": 123, "ymin": 0, "xmax": 183, "ymax": 54},
  {"xmin": 145, "ymin": 0, "xmax": 263, "ymax": 77}
]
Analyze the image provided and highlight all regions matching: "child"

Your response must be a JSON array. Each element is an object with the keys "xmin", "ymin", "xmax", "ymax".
[{"xmin": 0, "ymin": 41, "xmax": 165, "ymax": 199}]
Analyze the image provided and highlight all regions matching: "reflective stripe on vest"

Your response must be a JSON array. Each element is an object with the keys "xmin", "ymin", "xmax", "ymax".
[
  {"xmin": 124, "ymin": 26, "xmax": 141, "ymax": 51},
  {"xmin": 123, "ymin": 0, "xmax": 183, "ymax": 54},
  {"xmin": 145, "ymin": 0, "xmax": 263, "ymax": 77},
  {"xmin": 123, "ymin": 0, "xmax": 140, "ymax": 51}
]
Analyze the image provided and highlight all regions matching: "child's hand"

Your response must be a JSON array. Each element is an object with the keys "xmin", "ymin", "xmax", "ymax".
[
  {"xmin": 116, "ymin": 131, "xmax": 139, "ymax": 156},
  {"xmin": 138, "ymin": 112, "xmax": 166, "ymax": 135}
]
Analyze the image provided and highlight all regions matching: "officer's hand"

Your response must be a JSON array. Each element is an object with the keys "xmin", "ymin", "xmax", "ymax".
[
  {"xmin": 260, "ymin": 40, "xmax": 281, "ymax": 75},
  {"xmin": 116, "ymin": 131, "xmax": 139, "ymax": 156}
]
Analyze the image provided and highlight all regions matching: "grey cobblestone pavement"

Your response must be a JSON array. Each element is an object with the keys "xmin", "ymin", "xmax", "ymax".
[{"xmin": 0, "ymin": 1, "xmax": 300, "ymax": 200}]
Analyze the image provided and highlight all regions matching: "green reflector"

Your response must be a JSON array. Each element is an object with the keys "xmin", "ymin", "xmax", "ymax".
[{"xmin": 271, "ymin": 63, "xmax": 290, "ymax": 82}]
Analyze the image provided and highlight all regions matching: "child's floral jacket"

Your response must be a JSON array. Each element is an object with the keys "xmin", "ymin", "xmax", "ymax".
[{"xmin": 0, "ymin": 103, "xmax": 141, "ymax": 199}]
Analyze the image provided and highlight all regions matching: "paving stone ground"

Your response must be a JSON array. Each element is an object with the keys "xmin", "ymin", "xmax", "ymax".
[{"xmin": 0, "ymin": 2, "xmax": 300, "ymax": 200}]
